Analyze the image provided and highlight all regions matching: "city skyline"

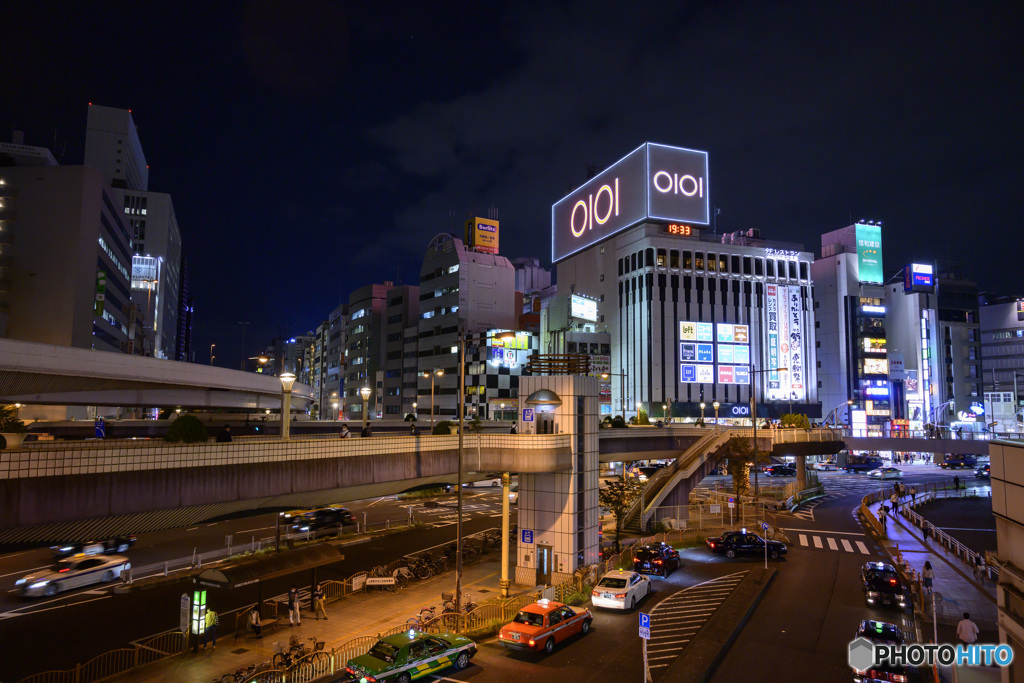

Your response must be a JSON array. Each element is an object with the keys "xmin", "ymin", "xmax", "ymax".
[{"xmin": 4, "ymin": 2, "xmax": 1021, "ymax": 368}]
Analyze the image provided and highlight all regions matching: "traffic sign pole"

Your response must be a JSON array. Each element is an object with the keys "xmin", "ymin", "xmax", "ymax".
[
  {"xmin": 639, "ymin": 612, "xmax": 651, "ymax": 683},
  {"xmin": 762, "ymin": 522, "xmax": 769, "ymax": 569}
]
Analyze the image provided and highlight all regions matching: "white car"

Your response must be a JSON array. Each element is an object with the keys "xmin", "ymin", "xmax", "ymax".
[
  {"xmin": 590, "ymin": 569, "xmax": 651, "ymax": 610},
  {"xmin": 813, "ymin": 460, "xmax": 838, "ymax": 471},
  {"xmin": 15, "ymin": 554, "xmax": 130, "ymax": 597},
  {"xmin": 867, "ymin": 467, "xmax": 903, "ymax": 480}
]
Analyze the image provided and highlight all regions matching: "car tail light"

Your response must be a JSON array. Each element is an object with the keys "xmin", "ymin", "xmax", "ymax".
[
  {"xmin": 889, "ymin": 578, "xmax": 897, "ymax": 586},
  {"xmin": 58, "ymin": 568, "xmax": 70, "ymax": 573},
  {"xmin": 709, "ymin": 542, "xmax": 716, "ymax": 548},
  {"xmin": 654, "ymin": 560, "xmax": 663, "ymax": 565},
  {"xmin": 592, "ymin": 590, "xmax": 601, "ymax": 596},
  {"xmin": 614, "ymin": 593, "xmax": 626, "ymax": 599}
]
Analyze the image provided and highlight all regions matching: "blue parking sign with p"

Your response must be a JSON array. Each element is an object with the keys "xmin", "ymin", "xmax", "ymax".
[
  {"xmin": 521, "ymin": 529, "xmax": 534, "ymax": 544},
  {"xmin": 639, "ymin": 612, "xmax": 650, "ymax": 628}
]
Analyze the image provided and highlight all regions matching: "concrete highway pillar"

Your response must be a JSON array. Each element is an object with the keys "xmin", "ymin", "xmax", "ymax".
[{"xmin": 797, "ymin": 455, "xmax": 807, "ymax": 491}]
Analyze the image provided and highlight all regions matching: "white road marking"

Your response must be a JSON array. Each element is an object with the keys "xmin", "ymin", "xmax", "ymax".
[
  {"xmin": 842, "ymin": 539, "xmax": 854, "ymax": 552},
  {"xmin": 780, "ymin": 528, "xmax": 871, "ymax": 536},
  {"xmin": 827, "ymin": 538, "xmax": 839, "ymax": 551},
  {"xmin": 236, "ymin": 526, "xmax": 275, "ymax": 534},
  {"xmin": 0, "ymin": 565, "xmax": 48, "ymax": 580},
  {"xmin": 186, "ymin": 527, "xmax": 198, "ymax": 531},
  {"xmin": 856, "ymin": 541, "xmax": 870, "ymax": 554},
  {"xmin": 813, "ymin": 536, "xmax": 823, "ymax": 549},
  {"xmin": 799, "ymin": 534, "xmax": 808, "ymax": 546}
]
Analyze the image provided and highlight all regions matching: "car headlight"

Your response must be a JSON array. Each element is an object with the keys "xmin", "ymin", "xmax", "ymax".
[
  {"xmin": 29, "ymin": 580, "xmax": 50, "ymax": 589},
  {"xmin": 866, "ymin": 591, "xmax": 879, "ymax": 597},
  {"xmin": 15, "ymin": 579, "xmax": 26, "ymax": 586}
]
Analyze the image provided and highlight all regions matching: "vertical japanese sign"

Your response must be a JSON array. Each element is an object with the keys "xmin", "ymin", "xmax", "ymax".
[
  {"xmin": 788, "ymin": 286, "xmax": 805, "ymax": 401},
  {"xmin": 766, "ymin": 285, "xmax": 780, "ymax": 398},
  {"xmin": 94, "ymin": 270, "xmax": 107, "ymax": 317}
]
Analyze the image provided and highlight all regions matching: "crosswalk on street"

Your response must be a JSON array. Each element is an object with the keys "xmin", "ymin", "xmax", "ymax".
[{"xmin": 786, "ymin": 530, "xmax": 873, "ymax": 554}]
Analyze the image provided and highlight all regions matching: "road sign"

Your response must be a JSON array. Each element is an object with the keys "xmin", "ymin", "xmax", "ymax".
[
  {"xmin": 94, "ymin": 418, "xmax": 106, "ymax": 439},
  {"xmin": 179, "ymin": 593, "xmax": 190, "ymax": 634},
  {"xmin": 639, "ymin": 626, "xmax": 651, "ymax": 639},
  {"xmin": 709, "ymin": 504, "xmax": 721, "ymax": 513},
  {"xmin": 762, "ymin": 522, "xmax": 769, "ymax": 531},
  {"xmin": 727, "ymin": 502, "xmax": 735, "ymax": 509},
  {"xmin": 639, "ymin": 612, "xmax": 650, "ymax": 628},
  {"xmin": 521, "ymin": 529, "xmax": 534, "ymax": 544},
  {"xmin": 523, "ymin": 408, "xmax": 534, "ymax": 422}
]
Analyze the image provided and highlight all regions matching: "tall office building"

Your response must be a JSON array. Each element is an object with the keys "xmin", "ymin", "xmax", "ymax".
[
  {"xmin": 934, "ymin": 267, "xmax": 983, "ymax": 429},
  {"xmin": 84, "ymin": 104, "xmax": 183, "ymax": 359},
  {"xmin": 811, "ymin": 223, "xmax": 888, "ymax": 431},
  {"xmin": 416, "ymin": 234, "xmax": 517, "ymax": 419},
  {"xmin": 382, "ymin": 285, "xmax": 419, "ymax": 417},
  {"xmin": 550, "ymin": 144, "xmax": 819, "ymax": 422},
  {"xmin": 884, "ymin": 263, "xmax": 938, "ymax": 429},
  {"xmin": 175, "ymin": 257, "xmax": 194, "ymax": 362},
  {"xmin": 343, "ymin": 283, "xmax": 390, "ymax": 418},
  {"xmin": 980, "ymin": 294, "xmax": 1024, "ymax": 432}
]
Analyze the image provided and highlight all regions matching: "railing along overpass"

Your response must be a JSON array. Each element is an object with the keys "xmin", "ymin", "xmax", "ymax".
[{"xmin": 771, "ymin": 426, "xmax": 1000, "ymax": 457}]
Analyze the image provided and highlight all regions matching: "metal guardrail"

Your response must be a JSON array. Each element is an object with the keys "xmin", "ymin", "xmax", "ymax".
[{"xmin": 900, "ymin": 486, "xmax": 999, "ymax": 582}]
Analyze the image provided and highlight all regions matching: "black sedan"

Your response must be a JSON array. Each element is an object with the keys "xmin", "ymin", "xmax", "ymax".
[
  {"xmin": 860, "ymin": 561, "xmax": 909, "ymax": 611},
  {"xmin": 764, "ymin": 464, "xmax": 796, "ymax": 477},
  {"xmin": 633, "ymin": 543, "xmax": 681, "ymax": 577},
  {"xmin": 290, "ymin": 507, "xmax": 355, "ymax": 537},
  {"xmin": 975, "ymin": 464, "xmax": 990, "ymax": 479},
  {"xmin": 852, "ymin": 620, "xmax": 915, "ymax": 682},
  {"xmin": 706, "ymin": 531, "xmax": 787, "ymax": 560},
  {"xmin": 51, "ymin": 535, "xmax": 136, "ymax": 559}
]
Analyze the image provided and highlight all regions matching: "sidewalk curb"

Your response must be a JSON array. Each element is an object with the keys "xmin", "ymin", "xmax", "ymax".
[{"xmin": 668, "ymin": 567, "xmax": 778, "ymax": 683}]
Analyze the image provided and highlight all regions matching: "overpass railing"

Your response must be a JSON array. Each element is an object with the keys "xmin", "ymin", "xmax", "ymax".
[
  {"xmin": 771, "ymin": 426, "xmax": 1024, "ymax": 443},
  {"xmin": 0, "ymin": 433, "xmax": 571, "ymax": 479}
]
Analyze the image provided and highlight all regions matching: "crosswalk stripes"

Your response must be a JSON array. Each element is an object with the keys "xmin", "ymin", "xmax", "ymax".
[
  {"xmin": 795, "ymin": 532, "xmax": 872, "ymax": 554},
  {"xmin": 646, "ymin": 571, "xmax": 747, "ymax": 673}
]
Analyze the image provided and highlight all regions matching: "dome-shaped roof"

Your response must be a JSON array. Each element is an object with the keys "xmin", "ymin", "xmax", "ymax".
[{"xmin": 524, "ymin": 389, "xmax": 562, "ymax": 406}]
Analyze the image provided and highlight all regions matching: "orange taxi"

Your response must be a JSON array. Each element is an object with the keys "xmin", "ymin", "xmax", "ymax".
[{"xmin": 498, "ymin": 599, "xmax": 592, "ymax": 654}]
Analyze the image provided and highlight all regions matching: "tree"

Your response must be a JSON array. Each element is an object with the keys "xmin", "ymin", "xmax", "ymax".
[
  {"xmin": 432, "ymin": 420, "xmax": 454, "ymax": 436},
  {"xmin": 636, "ymin": 408, "xmax": 651, "ymax": 426},
  {"xmin": 165, "ymin": 414, "xmax": 209, "ymax": 443},
  {"xmin": 0, "ymin": 405, "xmax": 26, "ymax": 433},
  {"xmin": 404, "ymin": 413, "xmax": 416, "ymax": 421},
  {"xmin": 720, "ymin": 437, "xmax": 772, "ymax": 498},
  {"xmin": 467, "ymin": 417, "xmax": 483, "ymax": 433},
  {"xmin": 780, "ymin": 413, "xmax": 811, "ymax": 429},
  {"xmin": 610, "ymin": 415, "xmax": 628, "ymax": 429},
  {"xmin": 599, "ymin": 478, "xmax": 644, "ymax": 553}
]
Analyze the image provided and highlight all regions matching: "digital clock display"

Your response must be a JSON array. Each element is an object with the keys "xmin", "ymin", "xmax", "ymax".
[{"xmin": 665, "ymin": 223, "xmax": 693, "ymax": 236}]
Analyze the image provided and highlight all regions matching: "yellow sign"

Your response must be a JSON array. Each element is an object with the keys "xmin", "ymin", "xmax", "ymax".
[{"xmin": 467, "ymin": 217, "xmax": 499, "ymax": 254}]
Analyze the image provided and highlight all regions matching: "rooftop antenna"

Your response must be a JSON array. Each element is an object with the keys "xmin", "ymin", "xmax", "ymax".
[{"xmin": 713, "ymin": 206, "xmax": 721, "ymax": 234}]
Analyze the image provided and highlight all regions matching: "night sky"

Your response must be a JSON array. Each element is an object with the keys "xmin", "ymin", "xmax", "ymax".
[{"xmin": 5, "ymin": 2, "xmax": 1022, "ymax": 369}]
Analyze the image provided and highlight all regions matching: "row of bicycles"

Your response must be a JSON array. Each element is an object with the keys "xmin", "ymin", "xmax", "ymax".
[
  {"xmin": 212, "ymin": 637, "xmax": 325, "ymax": 683},
  {"xmin": 368, "ymin": 530, "xmax": 504, "ymax": 589},
  {"xmin": 406, "ymin": 591, "xmax": 481, "ymax": 630}
]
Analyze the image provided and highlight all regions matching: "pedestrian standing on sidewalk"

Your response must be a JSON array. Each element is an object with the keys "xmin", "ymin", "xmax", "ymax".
[
  {"xmin": 890, "ymin": 491, "xmax": 900, "ymax": 515},
  {"xmin": 910, "ymin": 485, "xmax": 918, "ymax": 503},
  {"xmin": 954, "ymin": 474, "xmax": 961, "ymax": 490},
  {"xmin": 957, "ymin": 613, "xmax": 980, "ymax": 644},
  {"xmin": 974, "ymin": 555, "xmax": 986, "ymax": 583},
  {"xmin": 313, "ymin": 583, "xmax": 327, "ymax": 620},
  {"xmin": 288, "ymin": 585, "xmax": 301, "ymax": 626},
  {"xmin": 878, "ymin": 505, "xmax": 888, "ymax": 530},
  {"xmin": 203, "ymin": 608, "xmax": 218, "ymax": 650},
  {"xmin": 922, "ymin": 561, "xmax": 934, "ymax": 596}
]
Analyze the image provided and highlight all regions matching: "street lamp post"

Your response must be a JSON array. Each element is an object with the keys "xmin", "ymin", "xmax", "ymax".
[
  {"xmin": 413, "ymin": 402, "xmax": 418, "ymax": 420},
  {"xmin": 600, "ymin": 372, "xmax": 628, "ymax": 418},
  {"xmin": 360, "ymin": 386, "xmax": 372, "ymax": 432},
  {"xmin": 713, "ymin": 401, "xmax": 720, "ymax": 426},
  {"xmin": 700, "ymin": 402, "xmax": 706, "ymax": 425},
  {"xmin": 279, "ymin": 372, "xmax": 296, "ymax": 441},
  {"xmin": 500, "ymin": 403, "xmax": 505, "ymax": 422},
  {"xmin": 209, "ymin": 344, "xmax": 216, "ymax": 366},
  {"xmin": 749, "ymin": 366, "xmax": 787, "ymax": 502},
  {"xmin": 423, "ymin": 370, "xmax": 443, "ymax": 430},
  {"xmin": 823, "ymin": 400, "xmax": 854, "ymax": 428}
]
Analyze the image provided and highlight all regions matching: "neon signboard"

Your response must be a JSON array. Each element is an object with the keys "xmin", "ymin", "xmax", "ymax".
[
  {"xmin": 855, "ymin": 223, "xmax": 884, "ymax": 284},
  {"xmin": 552, "ymin": 143, "xmax": 710, "ymax": 263},
  {"xmin": 903, "ymin": 263, "xmax": 934, "ymax": 293},
  {"xmin": 570, "ymin": 294, "xmax": 598, "ymax": 322}
]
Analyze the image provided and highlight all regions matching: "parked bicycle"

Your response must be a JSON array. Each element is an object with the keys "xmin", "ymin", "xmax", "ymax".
[
  {"xmin": 406, "ymin": 605, "xmax": 438, "ymax": 629},
  {"xmin": 272, "ymin": 636, "xmax": 324, "ymax": 669},
  {"xmin": 393, "ymin": 565, "xmax": 414, "ymax": 589}
]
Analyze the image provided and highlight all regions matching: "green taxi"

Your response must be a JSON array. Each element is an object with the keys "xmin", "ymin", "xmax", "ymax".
[{"xmin": 344, "ymin": 629, "xmax": 477, "ymax": 683}]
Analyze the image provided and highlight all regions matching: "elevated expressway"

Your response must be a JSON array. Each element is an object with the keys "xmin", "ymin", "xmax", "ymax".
[{"xmin": 0, "ymin": 424, "xmax": 990, "ymax": 544}]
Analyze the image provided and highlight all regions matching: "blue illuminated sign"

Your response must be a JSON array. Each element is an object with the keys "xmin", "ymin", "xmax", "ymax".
[
  {"xmin": 696, "ymin": 344, "xmax": 714, "ymax": 363},
  {"xmin": 681, "ymin": 364, "xmax": 697, "ymax": 383}
]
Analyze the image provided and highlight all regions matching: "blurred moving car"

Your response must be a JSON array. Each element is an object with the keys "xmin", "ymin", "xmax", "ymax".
[
  {"xmin": 813, "ymin": 460, "xmax": 838, "ymax": 471},
  {"xmin": 344, "ymin": 629, "xmax": 476, "ymax": 682},
  {"xmin": 706, "ymin": 530, "xmax": 787, "ymax": 560},
  {"xmin": 867, "ymin": 467, "xmax": 903, "ymax": 480},
  {"xmin": 860, "ymin": 561, "xmax": 909, "ymax": 610},
  {"xmin": 939, "ymin": 454, "xmax": 977, "ymax": 469},
  {"xmin": 764, "ymin": 464, "xmax": 796, "ymax": 477},
  {"xmin": 498, "ymin": 599, "xmax": 592, "ymax": 654},
  {"xmin": 16, "ymin": 554, "xmax": 131, "ymax": 597},
  {"xmin": 51, "ymin": 535, "xmax": 136, "ymax": 559},
  {"xmin": 851, "ymin": 620, "xmax": 911, "ymax": 683},
  {"xmin": 289, "ymin": 507, "xmax": 355, "ymax": 537},
  {"xmin": 591, "ymin": 570, "xmax": 651, "ymax": 610},
  {"xmin": 633, "ymin": 542, "xmax": 681, "ymax": 577},
  {"xmin": 975, "ymin": 463, "xmax": 991, "ymax": 479}
]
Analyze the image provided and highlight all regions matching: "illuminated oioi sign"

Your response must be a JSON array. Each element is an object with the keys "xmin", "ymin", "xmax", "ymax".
[{"xmin": 551, "ymin": 143, "xmax": 710, "ymax": 263}]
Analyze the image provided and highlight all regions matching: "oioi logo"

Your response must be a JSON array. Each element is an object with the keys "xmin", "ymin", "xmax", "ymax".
[{"xmin": 849, "ymin": 638, "xmax": 1014, "ymax": 671}]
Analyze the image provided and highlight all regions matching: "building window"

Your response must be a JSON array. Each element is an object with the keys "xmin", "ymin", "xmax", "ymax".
[
  {"xmin": 670, "ymin": 250, "xmax": 679, "ymax": 269},
  {"xmin": 766, "ymin": 259, "xmax": 775, "ymax": 277},
  {"xmin": 731, "ymin": 255, "xmax": 740, "ymax": 273},
  {"xmin": 707, "ymin": 253, "xmax": 716, "ymax": 272},
  {"xmin": 656, "ymin": 248, "xmax": 667, "ymax": 268},
  {"xmin": 695, "ymin": 253, "xmax": 704, "ymax": 270},
  {"xmin": 754, "ymin": 259, "xmax": 763, "ymax": 276},
  {"xmin": 719, "ymin": 254, "xmax": 728, "ymax": 273},
  {"xmin": 800, "ymin": 262, "xmax": 809, "ymax": 280},
  {"xmin": 743, "ymin": 257, "xmax": 752, "ymax": 275},
  {"xmin": 789, "ymin": 261, "xmax": 798, "ymax": 279}
]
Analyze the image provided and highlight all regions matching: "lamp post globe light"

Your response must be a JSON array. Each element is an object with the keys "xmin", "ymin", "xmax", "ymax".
[
  {"xmin": 360, "ymin": 385, "xmax": 372, "ymax": 431},
  {"xmin": 749, "ymin": 366, "xmax": 786, "ymax": 502},
  {"xmin": 700, "ymin": 402, "xmax": 706, "ymax": 424},
  {"xmin": 422, "ymin": 369, "xmax": 443, "ymax": 429},
  {"xmin": 279, "ymin": 372, "xmax": 297, "ymax": 441},
  {"xmin": 413, "ymin": 402, "xmax": 418, "ymax": 419},
  {"xmin": 713, "ymin": 401, "xmax": 720, "ymax": 425}
]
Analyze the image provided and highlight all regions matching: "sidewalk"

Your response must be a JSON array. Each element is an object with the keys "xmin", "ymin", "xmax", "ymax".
[{"xmin": 114, "ymin": 558, "xmax": 520, "ymax": 683}]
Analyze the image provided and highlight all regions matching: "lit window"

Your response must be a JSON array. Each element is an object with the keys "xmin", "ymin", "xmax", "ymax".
[{"xmin": 448, "ymin": 265, "xmax": 459, "ymax": 274}]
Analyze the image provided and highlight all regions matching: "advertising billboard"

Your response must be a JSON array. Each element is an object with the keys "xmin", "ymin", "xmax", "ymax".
[
  {"xmin": 855, "ymin": 223, "xmax": 884, "ymax": 284},
  {"xmin": 766, "ymin": 284, "xmax": 780, "ymax": 394},
  {"xmin": 787, "ymin": 287, "xmax": 805, "ymax": 401},
  {"xmin": 765, "ymin": 285, "xmax": 804, "ymax": 401},
  {"xmin": 466, "ymin": 217, "xmax": 500, "ymax": 254},
  {"xmin": 903, "ymin": 263, "xmax": 934, "ymax": 293},
  {"xmin": 552, "ymin": 143, "xmax": 710, "ymax": 263},
  {"xmin": 570, "ymin": 294, "xmax": 598, "ymax": 321}
]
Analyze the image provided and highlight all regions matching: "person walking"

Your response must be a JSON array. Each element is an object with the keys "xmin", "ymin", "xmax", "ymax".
[
  {"xmin": 510, "ymin": 422, "xmax": 517, "ymax": 434},
  {"xmin": 360, "ymin": 424, "xmax": 372, "ymax": 438},
  {"xmin": 216, "ymin": 425, "xmax": 233, "ymax": 443},
  {"xmin": 249, "ymin": 606, "xmax": 262, "ymax": 639},
  {"xmin": 410, "ymin": 422, "xmax": 420, "ymax": 436},
  {"xmin": 313, "ymin": 583, "xmax": 327, "ymax": 620},
  {"xmin": 890, "ymin": 491, "xmax": 900, "ymax": 515},
  {"xmin": 288, "ymin": 586, "xmax": 301, "ymax": 626},
  {"xmin": 340, "ymin": 424, "xmax": 351, "ymax": 438},
  {"xmin": 974, "ymin": 554, "xmax": 987, "ymax": 583},
  {"xmin": 910, "ymin": 485, "xmax": 918, "ymax": 503},
  {"xmin": 203, "ymin": 608, "xmax": 218, "ymax": 649},
  {"xmin": 956, "ymin": 613, "xmax": 980, "ymax": 645},
  {"xmin": 878, "ymin": 505, "xmax": 888, "ymax": 531},
  {"xmin": 953, "ymin": 474, "xmax": 961, "ymax": 490},
  {"xmin": 922, "ymin": 561, "xmax": 934, "ymax": 596}
]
